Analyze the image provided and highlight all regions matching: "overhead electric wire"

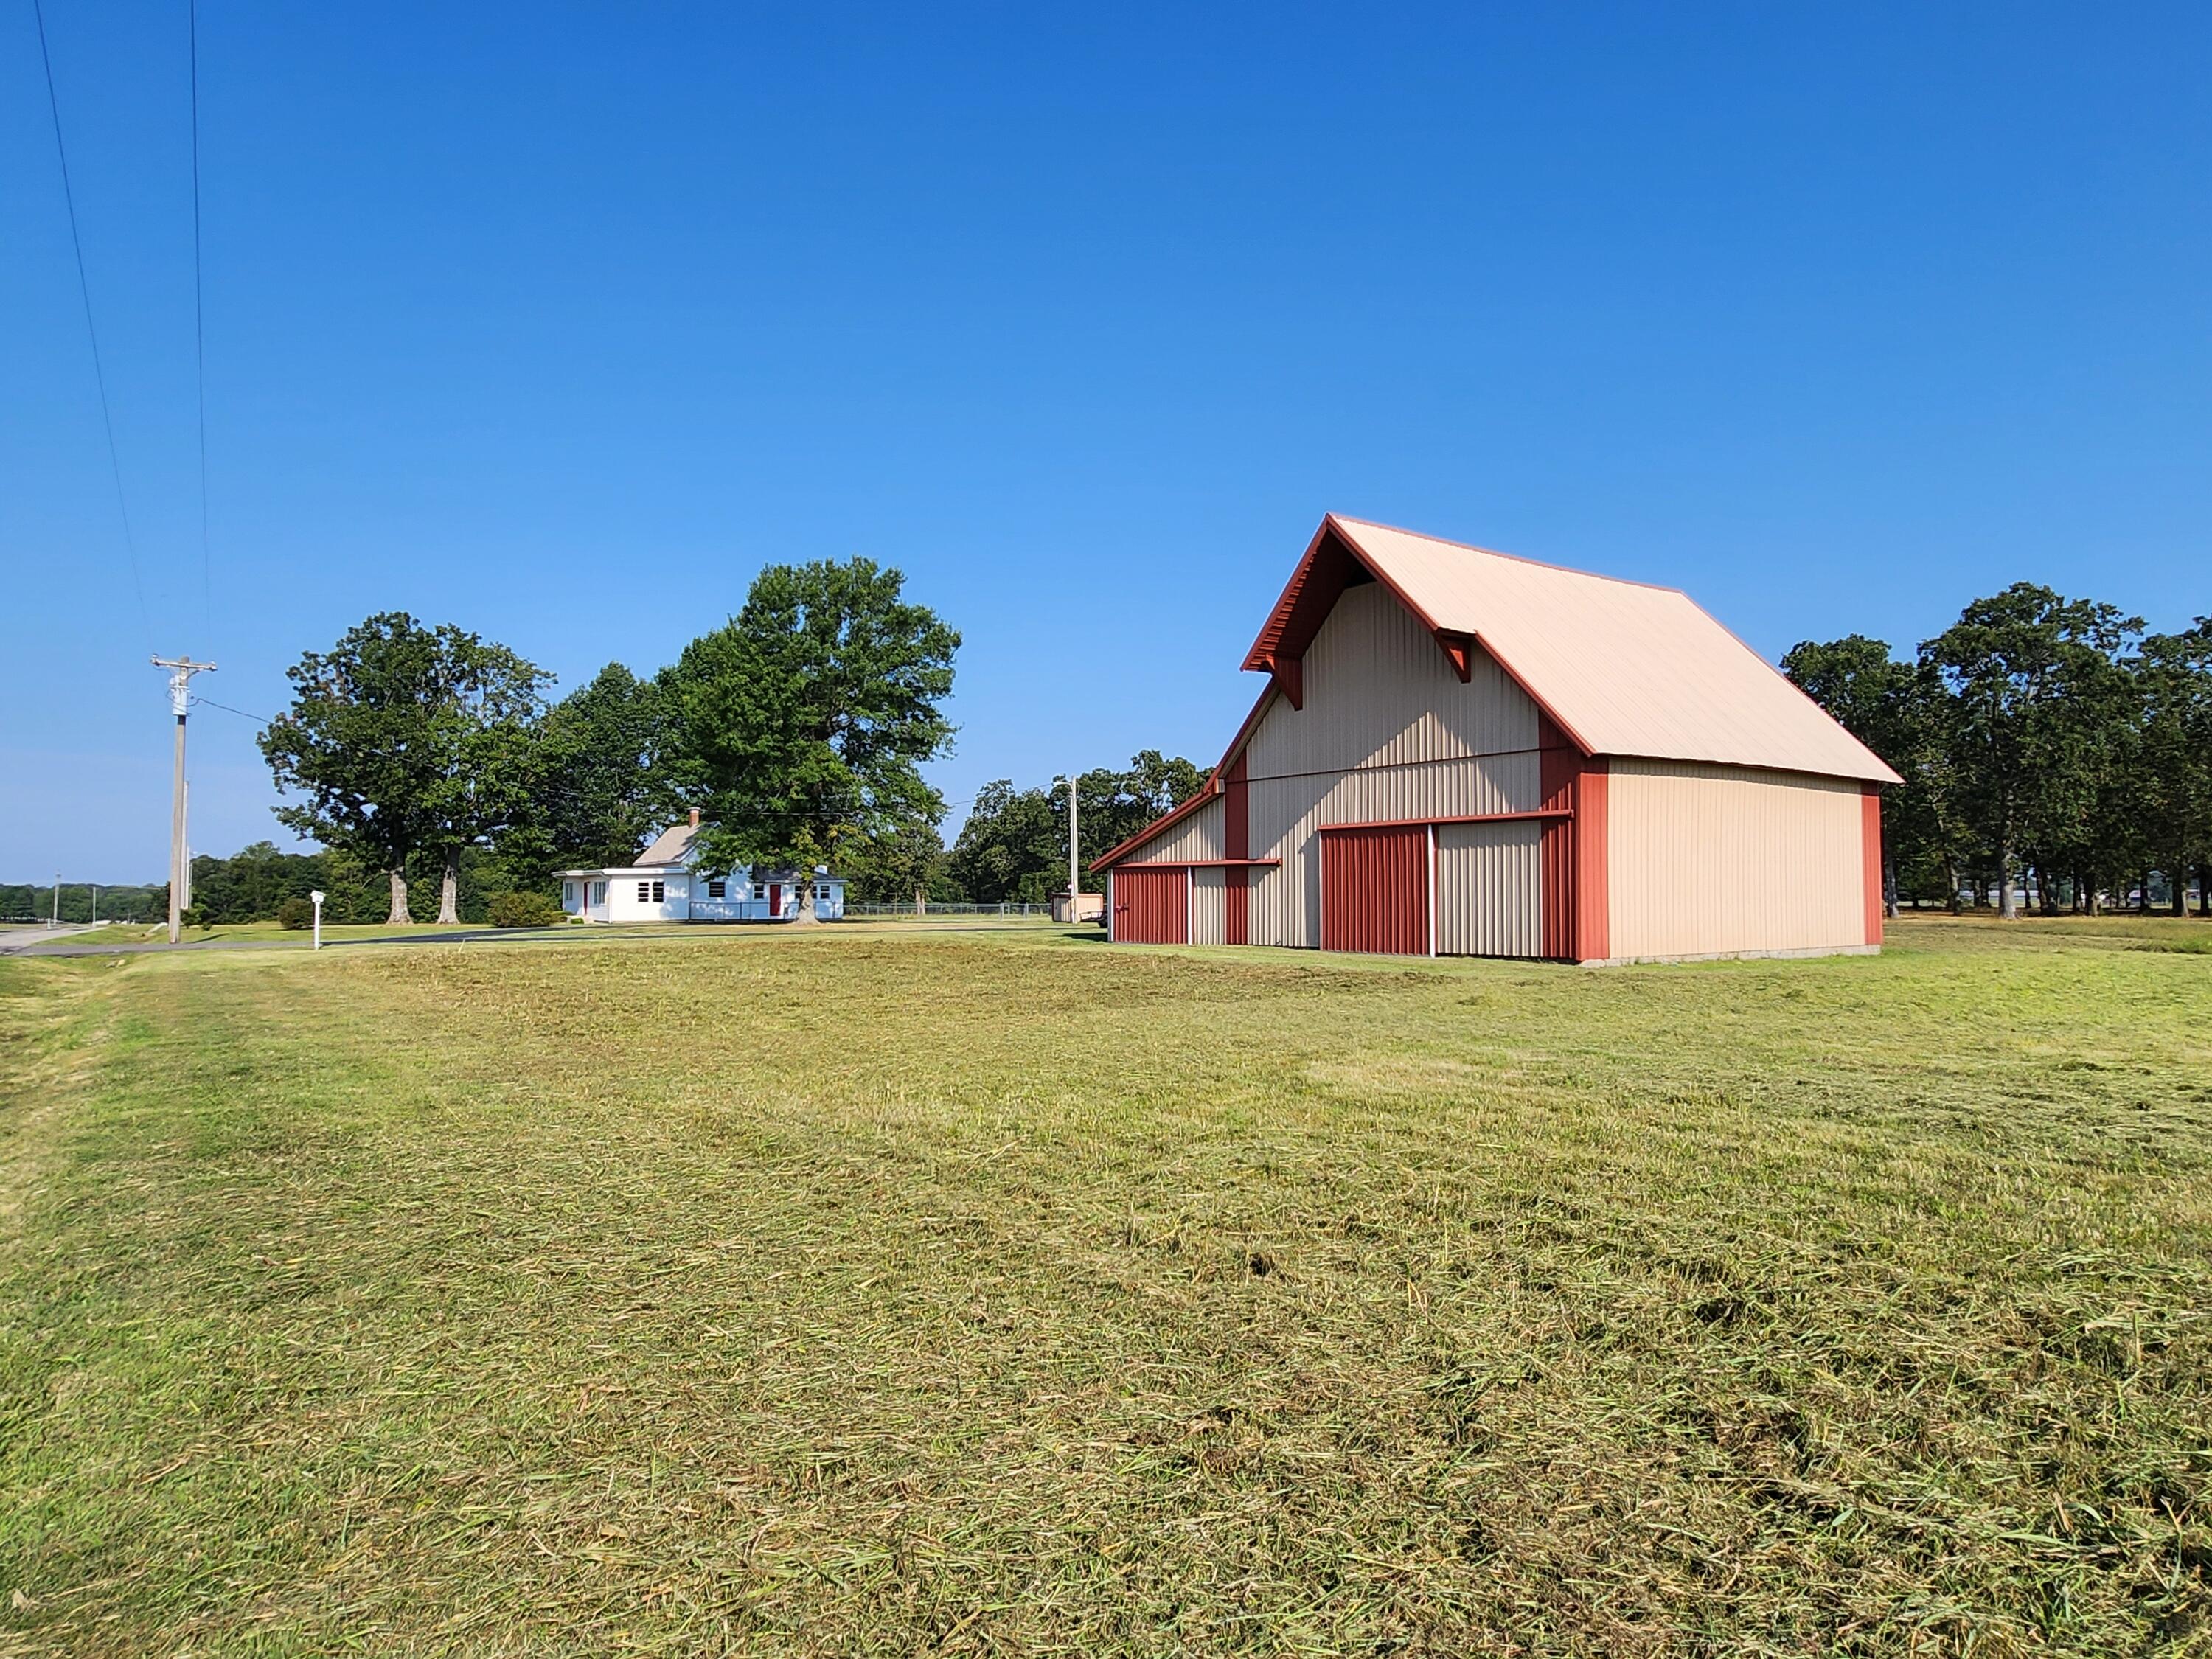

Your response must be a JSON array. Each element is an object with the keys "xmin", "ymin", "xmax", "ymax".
[
  {"xmin": 188, "ymin": 0, "xmax": 212, "ymax": 627},
  {"xmin": 32, "ymin": 0, "xmax": 153, "ymax": 645}
]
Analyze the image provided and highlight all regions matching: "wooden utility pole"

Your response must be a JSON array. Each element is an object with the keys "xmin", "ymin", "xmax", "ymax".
[{"xmin": 152, "ymin": 657, "xmax": 216, "ymax": 945}]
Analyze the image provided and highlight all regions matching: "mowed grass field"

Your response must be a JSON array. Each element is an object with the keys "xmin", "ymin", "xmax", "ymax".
[{"xmin": 1, "ymin": 919, "xmax": 2208, "ymax": 1655}]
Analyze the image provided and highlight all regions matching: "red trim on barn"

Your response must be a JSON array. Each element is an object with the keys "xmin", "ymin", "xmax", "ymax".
[
  {"xmin": 1312, "ymin": 807, "xmax": 1569, "ymax": 835},
  {"xmin": 1437, "ymin": 630, "xmax": 1475, "ymax": 683},
  {"xmin": 1242, "ymin": 516, "xmax": 1600, "ymax": 757},
  {"xmin": 1861, "ymin": 786, "xmax": 1884, "ymax": 947},
  {"xmin": 1225, "ymin": 751, "xmax": 1251, "ymax": 945},
  {"xmin": 1575, "ymin": 760, "xmax": 1609, "ymax": 963},
  {"xmin": 1112, "ymin": 858, "xmax": 1280, "ymax": 869},
  {"xmin": 1538, "ymin": 717, "xmax": 1579, "ymax": 961}
]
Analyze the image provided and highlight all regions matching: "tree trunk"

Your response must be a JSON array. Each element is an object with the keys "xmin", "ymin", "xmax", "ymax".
[
  {"xmin": 1882, "ymin": 850, "xmax": 1899, "ymax": 919},
  {"xmin": 1997, "ymin": 832, "xmax": 2018, "ymax": 920},
  {"xmin": 914, "ymin": 886, "xmax": 925, "ymax": 917},
  {"xmin": 2197, "ymin": 863, "xmax": 2211, "ymax": 919},
  {"xmin": 2174, "ymin": 867, "xmax": 2189, "ymax": 917},
  {"xmin": 792, "ymin": 877, "xmax": 821, "ymax": 926},
  {"xmin": 2138, "ymin": 868, "xmax": 2153, "ymax": 914},
  {"xmin": 438, "ymin": 848, "xmax": 462, "ymax": 925},
  {"xmin": 1944, "ymin": 853, "xmax": 1962, "ymax": 915},
  {"xmin": 386, "ymin": 869, "xmax": 411, "ymax": 925}
]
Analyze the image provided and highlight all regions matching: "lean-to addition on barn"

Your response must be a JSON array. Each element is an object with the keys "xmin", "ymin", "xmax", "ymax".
[{"xmin": 1091, "ymin": 515, "xmax": 1900, "ymax": 964}]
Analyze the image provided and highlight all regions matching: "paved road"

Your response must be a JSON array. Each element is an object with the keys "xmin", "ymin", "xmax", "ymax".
[{"xmin": 0, "ymin": 925, "xmax": 100, "ymax": 955}]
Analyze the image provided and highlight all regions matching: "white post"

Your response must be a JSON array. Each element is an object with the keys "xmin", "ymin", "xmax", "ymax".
[
  {"xmin": 310, "ymin": 889, "xmax": 325, "ymax": 950},
  {"xmin": 90, "ymin": 883, "xmax": 97, "ymax": 924},
  {"xmin": 51, "ymin": 872, "xmax": 60, "ymax": 928},
  {"xmin": 1068, "ymin": 772, "xmax": 1079, "ymax": 923}
]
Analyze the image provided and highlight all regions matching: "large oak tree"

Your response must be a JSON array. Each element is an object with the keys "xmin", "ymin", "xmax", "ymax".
[
  {"xmin": 261, "ymin": 613, "xmax": 549, "ymax": 924},
  {"xmin": 665, "ymin": 559, "xmax": 959, "ymax": 922}
]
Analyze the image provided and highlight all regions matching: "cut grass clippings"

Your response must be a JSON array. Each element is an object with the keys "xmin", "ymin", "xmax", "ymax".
[{"xmin": 0, "ymin": 915, "xmax": 2207, "ymax": 1655}]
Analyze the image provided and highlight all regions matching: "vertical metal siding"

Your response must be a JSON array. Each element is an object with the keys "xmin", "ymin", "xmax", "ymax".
[
  {"xmin": 1244, "ymin": 582, "xmax": 1540, "ymax": 780},
  {"xmin": 1113, "ymin": 866, "xmax": 1189, "ymax": 944},
  {"xmin": 1319, "ymin": 824, "xmax": 1430, "ymax": 954},
  {"xmin": 1435, "ymin": 820, "xmax": 1543, "ymax": 957},
  {"xmin": 1242, "ymin": 754, "xmax": 1539, "ymax": 947},
  {"xmin": 1189, "ymin": 866, "xmax": 1227, "ymax": 945},
  {"xmin": 1605, "ymin": 759, "xmax": 1864, "ymax": 959},
  {"xmin": 1123, "ymin": 795, "xmax": 1225, "ymax": 864}
]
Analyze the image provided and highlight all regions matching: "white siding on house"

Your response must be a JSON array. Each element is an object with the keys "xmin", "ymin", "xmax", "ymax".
[
  {"xmin": 1605, "ymin": 760, "xmax": 1864, "ymax": 960},
  {"xmin": 1435, "ymin": 819, "xmax": 1543, "ymax": 958}
]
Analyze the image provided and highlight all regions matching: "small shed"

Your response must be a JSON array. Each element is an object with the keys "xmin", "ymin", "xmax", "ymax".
[{"xmin": 1092, "ymin": 515, "xmax": 1899, "ymax": 964}]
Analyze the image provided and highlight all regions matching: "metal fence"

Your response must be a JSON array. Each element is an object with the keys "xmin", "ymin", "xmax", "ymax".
[{"xmin": 841, "ymin": 902, "xmax": 1058, "ymax": 919}]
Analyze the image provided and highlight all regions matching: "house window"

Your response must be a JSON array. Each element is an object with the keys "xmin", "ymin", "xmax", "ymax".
[
  {"xmin": 707, "ymin": 880, "xmax": 726, "ymax": 899},
  {"xmin": 752, "ymin": 884, "xmax": 765, "ymax": 900},
  {"xmin": 590, "ymin": 881, "xmax": 606, "ymax": 906},
  {"xmin": 815, "ymin": 884, "xmax": 830, "ymax": 900},
  {"xmin": 637, "ymin": 881, "xmax": 650, "ymax": 902},
  {"xmin": 652, "ymin": 880, "xmax": 665, "ymax": 902}
]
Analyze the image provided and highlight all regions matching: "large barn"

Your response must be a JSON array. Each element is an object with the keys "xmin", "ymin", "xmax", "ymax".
[{"xmin": 1092, "ymin": 515, "xmax": 1901, "ymax": 964}]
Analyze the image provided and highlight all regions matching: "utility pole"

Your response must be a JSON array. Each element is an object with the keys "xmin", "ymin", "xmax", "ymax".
[
  {"xmin": 51, "ymin": 873, "xmax": 60, "ymax": 928},
  {"xmin": 90, "ymin": 884, "xmax": 98, "ymax": 925},
  {"xmin": 152, "ymin": 657, "xmax": 217, "ymax": 945},
  {"xmin": 1067, "ymin": 772, "xmax": 1079, "ymax": 922}
]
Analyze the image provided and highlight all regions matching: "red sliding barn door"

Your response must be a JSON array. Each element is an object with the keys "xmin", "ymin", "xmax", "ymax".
[
  {"xmin": 1112, "ymin": 867, "xmax": 1189, "ymax": 944},
  {"xmin": 1320, "ymin": 824, "xmax": 1430, "ymax": 955}
]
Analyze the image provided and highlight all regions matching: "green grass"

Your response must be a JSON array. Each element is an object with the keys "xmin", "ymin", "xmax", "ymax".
[{"xmin": 0, "ymin": 917, "xmax": 2207, "ymax": 1655}]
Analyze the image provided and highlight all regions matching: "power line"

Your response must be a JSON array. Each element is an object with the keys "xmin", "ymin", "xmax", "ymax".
[
  {"xmin": 189, "ymin": 693, "xmax": 269, "ymax": 724},
  {"xmin": 31, "ymin": 0, "xmax": 153, "ymax": 645},
  {"xmin": 188, "ymin": 0, "xmax": 212, "ymax": 627}
]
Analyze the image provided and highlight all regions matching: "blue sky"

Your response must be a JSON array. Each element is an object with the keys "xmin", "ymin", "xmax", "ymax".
[{"xmin": 4, "ymin": 3, "xmax": 2207, "ymax": 882}]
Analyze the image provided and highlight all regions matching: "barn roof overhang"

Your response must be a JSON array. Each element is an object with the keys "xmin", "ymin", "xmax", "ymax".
[{"xmin": 1242, "ymin": 514, "xmax": 1599, "ymax": 754}]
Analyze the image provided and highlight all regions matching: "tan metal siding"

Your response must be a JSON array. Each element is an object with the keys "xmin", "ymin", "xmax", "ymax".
[
  {"xmin": 1605, "ymin": 759, "xmax": 1866, "ymax": 959},
  {"xmin": 1124, "ymin": 794, "xmax": 1224, "ymax": 864},
  {"xmin": 1245, "ymin": 582, "xmax": 1540, "ymax": 780},
  {"xmin": 1189, "ymin": 866, "xmax": 1226, "ymax": 945},
  {"xmin": 1243, "ymin": 753, "xmax": 1540, "ymax": 947},
  {"xmin": 1435, "ymin": 819, "xmax": 1543, "ymax": 958}
]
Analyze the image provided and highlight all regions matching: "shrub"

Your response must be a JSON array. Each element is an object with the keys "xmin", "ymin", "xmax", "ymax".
[
  {"xmin": 276, "ymin": 897, "xmax": 314, "ymax": 931},
  {"xmin": 486, "ymin": 890, "xmax": 565, "ymax": 929}
]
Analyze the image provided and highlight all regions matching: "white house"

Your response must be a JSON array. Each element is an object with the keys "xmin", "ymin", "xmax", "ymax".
[{"xmin": 558, "ymin": 813, "xmax": 846, "ymax": 924}]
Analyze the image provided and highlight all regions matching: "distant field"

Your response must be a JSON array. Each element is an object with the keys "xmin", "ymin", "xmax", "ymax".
[{"xmin": 0, "ymin": 917, "xmax": 2206, "ymax": 1654}]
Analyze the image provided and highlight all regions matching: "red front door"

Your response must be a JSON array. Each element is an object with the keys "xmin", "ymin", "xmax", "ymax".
[
  {"xmin": 1321, "ymin": 824, "xmax": 1430, "ymax": 954},
  {"xmin": 768, "ymin": 883, "xmax": 782, "ymax": 915}
]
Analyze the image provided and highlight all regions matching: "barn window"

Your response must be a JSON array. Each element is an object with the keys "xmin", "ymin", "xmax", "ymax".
[
  {"xmin": 707, "ymin": 880, "xmax": 726, "ymax": 899},
  {"xmin": 637, "ymin": 882, "xmax": 651, "ymax": 902},
  {"xmin": 652, "ymin": 880, "xmax": 665, "ymax": 902}
]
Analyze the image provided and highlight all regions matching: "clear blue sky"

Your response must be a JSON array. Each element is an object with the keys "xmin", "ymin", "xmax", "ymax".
[{"xmin": 4, "ymin": 3, "xmax": 2207, "ymax": 882}]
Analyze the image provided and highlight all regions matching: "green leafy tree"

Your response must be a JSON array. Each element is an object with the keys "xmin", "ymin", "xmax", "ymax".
[
  {"xmin": 1921, "ymin": 585, "xmax": 2140, "ymax": 919},
  {"xmin": 2137, "ymin": 619, "xmax": 2212, "ymax": 915},
  {"xmin": 950, "ymin": 753, "xmax": 1210, "ymax": 903},
  {"xmin": 515, "ymin": 664, "xmax": 677, "ymax": 878},
  {"xmin": 948, "ymin": 780, "xmax": 1062, "ymax": 902},
  {"xmin": 666, "ymin": 559, "xmax": 959, "ymax": 921},
  {"xmin": 262, "ymin": 613, "xmax": 551, "ymax": 924}
]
